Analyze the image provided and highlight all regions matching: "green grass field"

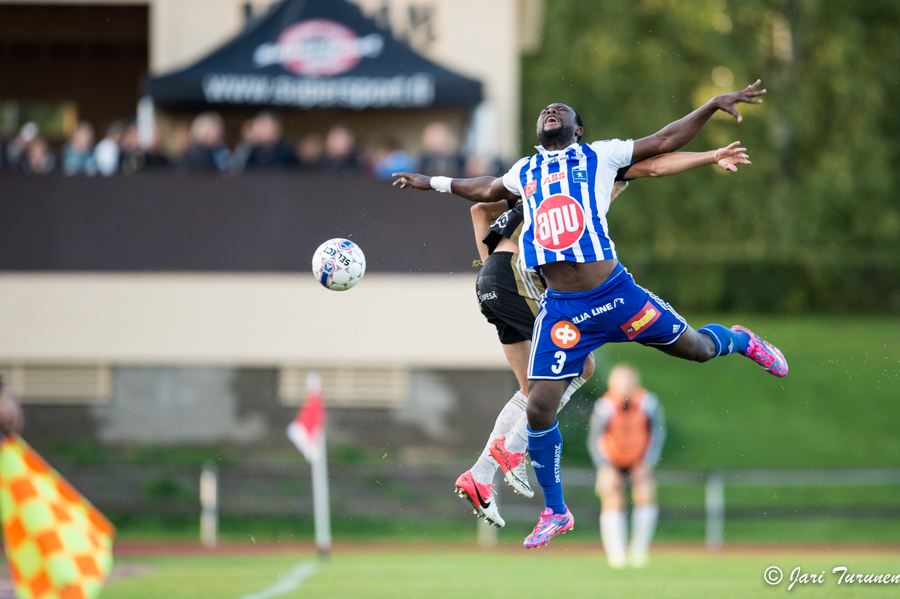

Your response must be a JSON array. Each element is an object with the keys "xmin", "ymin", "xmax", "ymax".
[{"xmin": 102, "ymin": 546, "xmax": 900, "ymax": 599}]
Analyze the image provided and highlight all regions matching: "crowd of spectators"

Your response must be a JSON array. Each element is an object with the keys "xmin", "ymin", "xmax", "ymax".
[{"xmin": 0, "ymin": 111, "xmax": 503, "ymax": 179}]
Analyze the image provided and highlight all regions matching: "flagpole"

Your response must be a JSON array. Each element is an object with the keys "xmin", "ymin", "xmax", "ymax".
[{"xmin": 311, "ymin": 427, "xmax": 331, "ymax": 556}]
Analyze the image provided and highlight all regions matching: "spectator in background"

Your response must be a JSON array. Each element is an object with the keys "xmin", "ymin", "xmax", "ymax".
[
  {"xmin": 0, "ymin": 377, "xmax": 24, "ymax": 437},
  {"xmin": 372, "ymin": 138, "xmax": 415, "ymax": 180},
  {"xmin": 243, "ymin": 112, "xmax": 297, "ymax": 170},
  {"xmin": 21, "ymin": 136, "xmax": 56, "ymax": 175},
  {"xmin": 181, "ymin": 112, "xmax": 230, "ymax": 172},
  {"xmin": 296, "ymin": 133, "xmax": 324, "ymax": 172},
  {"xmin": 321, "ymin": 125, "xmax": 359, "ymax": 174},
  {"xmin": 62, "ymin": 122, "xmax": 97, "ymax": 176},
  {"xmin": 419, "ymin": 121, "xmax": 462, "ymax": 177},
  {"xmin": 5, "ymin": 122, "xmax": 39, "ymax": 171},
  {"xmin": 94, "ymin": 120, "xmax": 126, "ymax": 176},
  {"xmin": 119, "ymin": 121, "xmax": 169, "ymax": 175},
  {"xmin": 230, "ymin": 118, "xmax": 257, "ymax": 173},
  {"xmin": 463, "ymin": 154, "xmax": 502, "ymax": 178}
]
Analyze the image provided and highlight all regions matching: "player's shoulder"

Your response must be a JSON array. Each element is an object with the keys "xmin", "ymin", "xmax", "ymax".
[
  {"xmin": 510, "ymin": 156, "xmax": 532, "ymax": 171},
  {"xmin": 640, "ymin": 391, "xmax": 661, "ymax": 411},
  {"xmin": 593, "ymin": 395, "xmax": 614, "ymax": 413},
  {"xmin": 586, "ymin": 138, "xmax": 631, "ymax": 151}
]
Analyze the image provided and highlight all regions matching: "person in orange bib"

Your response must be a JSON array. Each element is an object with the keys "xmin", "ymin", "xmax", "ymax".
[{"xmin": 588, "ymin": 363, "xmax": 665, "ymax": 568}]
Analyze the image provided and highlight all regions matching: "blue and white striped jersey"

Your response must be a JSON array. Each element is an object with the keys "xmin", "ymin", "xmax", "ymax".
[{"xmin": 501, "ymin": 139, "xmax": 634, "ymax": 268}]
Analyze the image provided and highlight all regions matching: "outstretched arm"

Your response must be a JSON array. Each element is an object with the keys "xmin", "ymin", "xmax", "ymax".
[
  {"xmin": 631, "ymin": 80, "xmax": 765, "ymax": 163},
  {"xmin": 622, "ymin": 141, "xmax": 750, "ymax": 180},
  {"xmin": 392, "ymin": 172, "xmax": 517, "ymax": 203}
]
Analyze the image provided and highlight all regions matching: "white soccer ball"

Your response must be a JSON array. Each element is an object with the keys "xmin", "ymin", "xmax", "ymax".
[{"xmin": 311, "ymin": 238, "xmax": 366, "ymax": 291}]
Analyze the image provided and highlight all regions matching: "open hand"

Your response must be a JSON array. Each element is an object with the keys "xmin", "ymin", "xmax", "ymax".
[
  {"xmin": 715, "ymin": 79, "xmax": 766, "ymax": 123},
  {"xmin": 714, "ymin": 141, "xmax": 750, "ymax": 172},
  {"xmin": 392, "ymin": 172, "xmax": 432, "ymax": 190}
]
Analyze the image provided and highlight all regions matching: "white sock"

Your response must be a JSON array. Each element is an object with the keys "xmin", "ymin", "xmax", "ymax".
[
  {"xmin": 600, "ymin": 510, "xmax": 628, "ymax": 568},
  {"xmin": 629, "ymin": 504, "xmax": 659, "ymax": 559},
  {"xmin": 470, "ymin": 391, "xmax": 528, "ymax": 485},
  {"xmin": 505, "ymin": 377, "xmax": 586, "ymax": 454}
]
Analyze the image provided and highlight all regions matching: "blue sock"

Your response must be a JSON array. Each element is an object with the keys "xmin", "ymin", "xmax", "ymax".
[
  {"xmin": 699, "ymin": 323, "xmax": 750, "ymax": 357},
  {"xmin": 527, "ymin": 420, "xmax": 566, "ymax": 514}
]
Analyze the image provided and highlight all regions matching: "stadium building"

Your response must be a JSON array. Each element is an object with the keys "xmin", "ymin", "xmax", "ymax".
[{"xmin": 0, "ymin": 0, "xmax": 546, "ymax": 456}]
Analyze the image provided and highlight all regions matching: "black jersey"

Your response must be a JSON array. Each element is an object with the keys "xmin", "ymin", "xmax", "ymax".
[
  {"xmin": 483, "ymin": 200, "xmax": 525, "ymax": 256},
  {"xmin": 478, "ymin": 200, "xmax": 545, "ymax": 320}
]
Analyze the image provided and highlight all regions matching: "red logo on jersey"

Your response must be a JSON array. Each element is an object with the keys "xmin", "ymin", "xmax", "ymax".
[
  {"xmin": 620, "ymin": 302, "xmax": 661, "ymax": 340},
  {"xmin": 524, "ymin": 180, "xmax": 537, "ymax": 198},
  {"xmin": 534, "ymin": 194, "xmax": 585, "ymax": 251},
  {"xmin": 551, "ymin": 321, "xmax": 581, "ymax": 348}
]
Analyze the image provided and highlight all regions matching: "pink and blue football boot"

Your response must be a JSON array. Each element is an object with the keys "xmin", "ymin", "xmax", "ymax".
[
  {"xmin": 523, "ymin": 507, "xmax": 574, "ymax": 548},
  {"xmin": 732, "ymin": 325, "xmax": 789, "ymax": 377}
]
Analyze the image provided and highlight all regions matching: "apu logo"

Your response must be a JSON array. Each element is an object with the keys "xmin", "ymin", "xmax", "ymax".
[
  {"xmin": 524, "ymin": 180, "xmax": 537, "ymax": 198},
  {"xmin": 534, "ymin": 194, "xmax": 586, "ymax": 251},
  {"xmin": 253, "ymin": 19, "xmax": 384, "ymax": 76},
  {"xmin": 551, "ymin": 321, "xmax": 581, "ymax": 348}
]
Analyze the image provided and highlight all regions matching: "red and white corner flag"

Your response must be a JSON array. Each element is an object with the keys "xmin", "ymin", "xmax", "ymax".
[
  {"xmin": 287, "ymin": 372, "xmax": 326, "ymax": 463},
  {"xmin": 285, "ymin": 371, "xmax": 331, "ymax": 554}
]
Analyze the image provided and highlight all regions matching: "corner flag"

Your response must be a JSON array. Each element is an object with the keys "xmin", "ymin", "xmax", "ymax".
[
  {"xmin": 285, "ymin": 372, "xmax": 330, "ymax": 555},
  {"xmin": 287, "ymin": 373, "xmax": 325, "ymax": 463},
  {"xmin": 0, "ymin": 435, "xmax": 115, "ymax": 599}
]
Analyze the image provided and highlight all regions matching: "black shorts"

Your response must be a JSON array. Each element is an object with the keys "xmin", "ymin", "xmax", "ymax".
[{"xmin": 476, "ymin": 252, "xmax": 541, "ymax": 345}]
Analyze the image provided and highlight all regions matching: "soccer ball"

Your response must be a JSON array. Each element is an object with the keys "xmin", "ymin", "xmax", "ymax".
[{"xmin": 311, "ymin": 238, "xmax": 366, "ymax": 291}]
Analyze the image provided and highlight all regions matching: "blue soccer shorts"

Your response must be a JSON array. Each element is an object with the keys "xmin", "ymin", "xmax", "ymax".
[{"xmin": 528, "ymin": 263, "xmax": 687, "ymax": 380}]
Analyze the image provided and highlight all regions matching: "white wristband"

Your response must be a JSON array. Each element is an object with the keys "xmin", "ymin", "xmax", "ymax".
[{"xmin": 430, "ymin": 176, "xmax": 453, "ymax": 193}]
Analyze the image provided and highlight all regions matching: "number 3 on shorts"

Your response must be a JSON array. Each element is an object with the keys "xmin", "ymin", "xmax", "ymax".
[{"xmin": 551, "ymin": 351, "xmax": 566, "ymax": 374}]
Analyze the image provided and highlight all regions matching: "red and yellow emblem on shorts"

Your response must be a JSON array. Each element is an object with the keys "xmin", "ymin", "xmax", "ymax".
[
  {"xmin": 620, "ymin": 302, "xmax": 661, "ymax": 340},
  {"xmin": 551, "ymin": 320, "xmax": 581, "ymax": 348}
]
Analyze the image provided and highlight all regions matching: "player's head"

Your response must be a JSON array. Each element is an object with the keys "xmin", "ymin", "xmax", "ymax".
[
  {"xmin": 536, "ymin": 103, "xmax": 583, "ymax": 147},
  {"xmin": 608, "ymin": 363, "xmax": 640, "ymax": 398}
]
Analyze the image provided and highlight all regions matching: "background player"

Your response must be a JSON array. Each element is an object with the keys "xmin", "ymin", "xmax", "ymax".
[
  {"xmin": 588, "ymin": 364, "xmax": 665, "ymax": 568},
  {"xmin": 397, "ymin": 143, "xmax": 752, "ymax": 527}
]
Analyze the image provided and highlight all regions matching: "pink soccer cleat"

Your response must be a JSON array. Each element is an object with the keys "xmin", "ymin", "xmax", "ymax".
[
  {"xmin": 732, "ymin": 325, "xmax": 789, "ymax": 377},
  {"xmin": 489, "ymin": 436, "xmax": 534, "ymax": 498},
  {"xmin": 455, "ymin": 470, "xmax": 505, "ymax": 528},
  {"xmin": 523, "ymin": 507, "xmax": 574, "ymax": 548}
]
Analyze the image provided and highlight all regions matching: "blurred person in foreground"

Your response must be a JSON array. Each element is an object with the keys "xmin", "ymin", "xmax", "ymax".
[
  {"xmin": 372, "ymin": 138, "xmax": 415, "ymax": 180},
  {"xmin": 0, "ymin": 377, "xmax": 24, "ymax": 438},
  {"xmin": 419, "ymin": 121, "xmax": 463, "ymax": 177},
  {"xmin": 296, "ymin": 132, "xmax": 324, "ymax": 172},
  {"xmin": 395, "ymin": 141, "xmax": 751, "ymax": 530},
  {"xmin": 392, "ymin": 81, "xmax": 783, "ymax": 548},
  {"xmin": 321, "ymin": 125, "xmax": 359, "ymax": 174},
  {"xmin": 62, "ymin": 122, "xmax": 97, "ymax": 176},
  {"xmin": 243, "ymin": 112, "xmax": 297, "ymax": 170},
  {"xmin": 181, "ymin": 112, "xmax": 231, "ymax": 172},
  {"xmin": 589, "ymin": 364, "xmax": 665, "ymax": 568}
]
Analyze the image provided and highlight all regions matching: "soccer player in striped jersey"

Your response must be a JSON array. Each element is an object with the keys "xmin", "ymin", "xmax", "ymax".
[
  {"xmin": 393, "ymin": 79, "xmax": 786, "ymax": 547},
  {"xmin": 395, "ymin": 142, "xmax": 751, "ymax": 528}
]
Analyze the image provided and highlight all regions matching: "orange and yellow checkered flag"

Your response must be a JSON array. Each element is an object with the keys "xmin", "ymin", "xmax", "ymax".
[{"xmin": 0, "ymin": 435, "xmax": 115, "ymax": 599}]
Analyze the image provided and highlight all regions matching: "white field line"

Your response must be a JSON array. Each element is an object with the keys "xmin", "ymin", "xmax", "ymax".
[{"xmin": 238, "ymin": 561, "xmax": 317, "ymax": 599}]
